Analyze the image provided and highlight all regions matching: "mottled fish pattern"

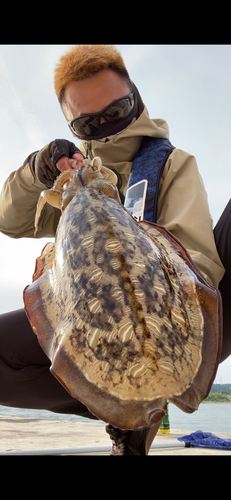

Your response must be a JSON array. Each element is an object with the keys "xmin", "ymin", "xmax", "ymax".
[{"xmin": 24, "ymin": 162, "xmax": 222, "ymax": 430}]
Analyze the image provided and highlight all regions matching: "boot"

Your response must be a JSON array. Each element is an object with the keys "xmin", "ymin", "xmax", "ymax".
[{"xmin": 106, "ymin": 425, "xmax": 149, "ymax": 455}]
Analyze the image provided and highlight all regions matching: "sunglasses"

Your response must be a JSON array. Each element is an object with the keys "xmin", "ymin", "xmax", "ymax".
[{"xmin": 68, "ymin": 92, "xmax": 134, "ymax": 137}]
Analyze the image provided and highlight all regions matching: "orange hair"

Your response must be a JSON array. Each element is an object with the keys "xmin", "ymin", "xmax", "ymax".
[{"xmin": 54, "ymin": 45, "xmax": 129, "ymax": 102}]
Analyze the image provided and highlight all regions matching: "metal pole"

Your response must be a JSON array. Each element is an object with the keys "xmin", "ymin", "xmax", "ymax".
[{"xmin": 0, "ymin": 441, "xmax": 188, "ymax": 455}]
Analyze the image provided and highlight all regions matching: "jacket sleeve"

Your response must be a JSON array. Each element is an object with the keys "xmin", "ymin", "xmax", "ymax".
[
  {"xmin": 0, "ymin": 161, "xmax": 60, "ymax": 239},
  {"xmin": 157, "ymin": 148, "xmax": 225, "ymax": 288}
]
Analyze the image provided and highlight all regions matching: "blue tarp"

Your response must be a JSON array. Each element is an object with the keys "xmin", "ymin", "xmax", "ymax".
[{"xmin": 178, "ymin": 430, "xmax": 231, "ymax": 450}]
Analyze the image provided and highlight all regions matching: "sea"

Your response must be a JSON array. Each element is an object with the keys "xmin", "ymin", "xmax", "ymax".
[{"xmin": 0, "ymin": 402, "xmax": 230, "ymax": 434}]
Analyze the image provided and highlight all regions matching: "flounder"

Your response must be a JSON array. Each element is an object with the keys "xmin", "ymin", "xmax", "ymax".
[{"xmin": 23, "ymin": 157, "xmax": 222, "ymax": 430}]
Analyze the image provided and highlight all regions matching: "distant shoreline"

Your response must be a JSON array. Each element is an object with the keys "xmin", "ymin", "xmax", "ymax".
[
  {"xmin": 203, "ymin": 401, "xmax": 231, "ymax": 404},
  {"xmin": 203, "ymin": 391, "xmax": 231, "ymax": 404}
]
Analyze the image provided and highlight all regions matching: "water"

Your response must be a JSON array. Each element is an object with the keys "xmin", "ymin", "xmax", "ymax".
[
  {"xmin": 0, "ymin": 405, "xmax": 97, "ymax": 424},
  {"xmin": 169, "ymin": 403, "xmax": 231, "ymax": 434},
  {"xmin": 0, "ymin": 403, "xmax": 230, "ymax": 434}
]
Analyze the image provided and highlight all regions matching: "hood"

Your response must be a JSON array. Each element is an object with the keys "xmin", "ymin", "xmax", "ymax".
[{"xmin": 80, "ymin": 104, "xmax": 169, "ymax": 196}]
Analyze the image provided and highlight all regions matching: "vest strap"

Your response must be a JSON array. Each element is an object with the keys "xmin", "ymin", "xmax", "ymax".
[{"xmin": 124, "ymin": 137, "xmax": 175, "ymax": 223}]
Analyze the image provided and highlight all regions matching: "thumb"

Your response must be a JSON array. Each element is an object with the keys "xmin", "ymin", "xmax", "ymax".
[{"xmin": 71, "ymin": 152, "xmax": 85, "ymax": 168}]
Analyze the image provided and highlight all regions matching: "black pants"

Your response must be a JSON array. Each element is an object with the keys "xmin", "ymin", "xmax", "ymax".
[
  {"xmin": 0, "ymin": 308, "xmax": 97, "ymax": 419},
  {"xmin": 0, "ymin": 200, "xmax": 230, "ymax": 415},
  {"xmin": 214, "ymin": 199, "xmax": 231, "ymax": 363}
]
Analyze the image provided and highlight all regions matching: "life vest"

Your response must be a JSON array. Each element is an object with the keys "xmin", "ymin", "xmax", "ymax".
[{"xmin": 124, "ymin": 136, "xmax": 175, "ymax": 223}]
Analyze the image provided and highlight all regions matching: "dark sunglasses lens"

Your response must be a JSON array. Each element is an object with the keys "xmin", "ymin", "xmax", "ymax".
[
  {"xmin": 71, "ymin": 115, "xmax": 100, "ymax": 136},
  {"xmin": 104, "ymin": 97, "xmax": 133, "ymax": 121},
  {"xmin": 70, "ymin": 93, "xmax": 134, "ymax": 136}
]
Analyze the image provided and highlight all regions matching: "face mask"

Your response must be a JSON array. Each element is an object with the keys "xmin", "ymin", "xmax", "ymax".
[{"xmin": 97, "ymin": 116, "xmax": 138, "ymax": 143}]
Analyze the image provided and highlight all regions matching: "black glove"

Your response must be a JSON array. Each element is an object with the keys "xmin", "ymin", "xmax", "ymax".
[{"xmin": 25, "ymin": 139, "xmax": 82, "ymax": 188}]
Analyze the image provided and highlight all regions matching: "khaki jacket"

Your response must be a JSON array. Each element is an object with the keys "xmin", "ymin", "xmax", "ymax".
[{"xmin": 0, "ymin": 107, "xmax": 224, "ymax": 288}]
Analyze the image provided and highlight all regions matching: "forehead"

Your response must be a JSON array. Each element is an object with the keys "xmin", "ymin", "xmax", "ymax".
[{"xmin": 62, "ymin": 69, "xmax": 131, "ymax": 120}]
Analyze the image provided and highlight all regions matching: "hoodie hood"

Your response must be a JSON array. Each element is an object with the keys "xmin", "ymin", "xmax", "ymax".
[{"xmin": 80, "ymin": 104, "xmax": 169, "ymax": 196}]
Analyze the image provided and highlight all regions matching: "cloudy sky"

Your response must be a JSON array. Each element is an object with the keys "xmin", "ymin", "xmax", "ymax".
[{"xmin": 0, "ymin": 44, "xmax": 231, "ymax": 383}]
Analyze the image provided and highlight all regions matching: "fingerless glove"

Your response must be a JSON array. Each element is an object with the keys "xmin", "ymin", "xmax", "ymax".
[{"xmin": 24, "ymin": 139, "xmax": 82, "ymax": 188}]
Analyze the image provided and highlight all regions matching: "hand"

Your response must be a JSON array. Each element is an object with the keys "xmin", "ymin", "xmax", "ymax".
[
  {"xmin": 56, "ymin": 152, "xmax": 84, "ymax": 172},
  {"xmin": 33, "ymin": 139, "xmax": 84, "ymax": 187}
]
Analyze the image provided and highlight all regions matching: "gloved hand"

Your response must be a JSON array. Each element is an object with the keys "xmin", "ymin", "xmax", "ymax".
[{"xmin": 26, "ymin": 139, "xmax": 84, "ymax": 188}]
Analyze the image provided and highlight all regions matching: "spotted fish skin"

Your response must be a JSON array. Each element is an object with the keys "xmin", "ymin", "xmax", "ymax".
[{"xmin": 24, "ymin": 171, "xmax": 222, "ymax": 430}]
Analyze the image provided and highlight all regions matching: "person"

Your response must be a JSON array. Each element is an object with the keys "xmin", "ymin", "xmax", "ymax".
[{"xmin": 0, "ymin": 45, "xmax": 227, "ymax": 455}]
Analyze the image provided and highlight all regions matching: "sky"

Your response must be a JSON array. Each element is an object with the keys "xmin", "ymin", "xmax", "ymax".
[{"xmin": 0, "ymin": 44, "xmax": 231, "ymax": 383}]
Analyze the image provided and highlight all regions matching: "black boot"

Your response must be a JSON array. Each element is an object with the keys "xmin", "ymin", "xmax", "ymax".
[{"xmin": 106, "ymin": 424, "xmax": 149, "ymax": 455}]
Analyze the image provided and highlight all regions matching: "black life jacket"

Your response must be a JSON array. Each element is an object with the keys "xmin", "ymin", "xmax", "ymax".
[{"xmin": 124, "ymin": 136, "xmax": 175, "ymax": 223}]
